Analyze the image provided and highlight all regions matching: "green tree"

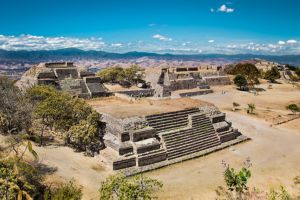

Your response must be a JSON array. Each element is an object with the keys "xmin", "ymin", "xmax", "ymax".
[
  {"xmin": 234, "ymin": 75, "xmax": 248, "ymax": 90},
  {"xmin": 228, "ymin": 63, "xmax": 260, "ymax": 88},
  {"xmin": 264, "ymin": 67, "xmax": 281, "ymax": 83},
  {"xmin": 96, "ymin": 66, "xmax": 125, "ymax": 84},
  {"xmin": 286, "ymin": 104, "xmax": 300, "ymax": 114},
  {"xmin": 66, "ymin": 111, "xmax": 104, "ymax": 154},
  {"xmin": 44, "ymin": 180, "xmax": 82, "ymax": 200},
  {"xmin": 99, "ymin": 173, "xmax": 163, "ymax": 200},
  {"xmin": 0, "ymin": 77, "xmax": 32, "ymax": 134},
  {"xmin": 216, "ymin": 160, "xmax": 252, "ymax": 200}
]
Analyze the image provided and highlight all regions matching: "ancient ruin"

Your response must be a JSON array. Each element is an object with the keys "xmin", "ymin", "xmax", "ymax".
[
  {"xmin": 89, "ymin": 97, "xmax": 248, "ymax": 174},
  {"xmin": 16, "ymin": 62, "xmax": 109, "ymax": 98},
  {"xmin": 145, "ymin": 66, "xmax": 231, "ymax": 98}
]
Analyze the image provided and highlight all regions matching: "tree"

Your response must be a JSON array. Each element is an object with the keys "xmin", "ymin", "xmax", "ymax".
[
  {"xmin": 96, "ymin": 65, "xmax": 144, "ymax": 86},
  {"xmin": 66, "ymin": 111, "xmax": 104, "ymax": 155},
  {"xmin": 247, "ymin": 104, "xmax": 256, "ymax": 114},
  {"xmin": 0, "ymin": 77, "xmax": 32, "ymax": 134},
  {"xmin": 286, "ymin": 104, "xmax": 300, "ymax": 114},
  {"xmin": 99, "ymin": 173, "xmax": 163, "ymax": 200},
  {"xmin": 44, "ymin": 180, "xmax": 82, "ymax": 200},
  {"xmin": 264, "ymin": 67, "xmax": 281, "ymax": 83},
  {"xmin": 228, "ymin": 63, "xmax": 260, "ymax": 88},
  {"xmin": 234, "ymin": 75, "xmax": 247, "ymax": 90},
  {"xmin": 96, "ymin": 66, "xmax": 125, "ymax": 84}
]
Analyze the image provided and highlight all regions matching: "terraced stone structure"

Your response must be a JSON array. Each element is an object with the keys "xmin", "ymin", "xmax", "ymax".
[
  {"xmin": 16, "ymin": 62, "xmax": 109, "ymax": 98},
  {"xmin": 145, "ymin": 66, "xmax": 231, "ymax": 98},
  {"xmin": 101, "ymin": 104, "xmax": 248, "ymax": 174}
]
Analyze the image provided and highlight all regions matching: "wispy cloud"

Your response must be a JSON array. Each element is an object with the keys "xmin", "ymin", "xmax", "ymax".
[
  {"xmin": 0, "ymin": 34, "xmax": 105, "ymax": 50},
  {"xmin": 0, "ymin": 34, "xmax": 299, "ymax": 55},
  {"xmin": 287, "ymin": 39, "xmax": 298, "ymax": 44},
  {"xmin": 218, "ymin": 4, "xmax": 234, "ymax": 13},
  {"xmin": 111, "ymin": 43, "xmax": 123, "ymax": 47},
  {"xmin": 152, "ymin": 34, "xmax": 172, "ymax": 41}
]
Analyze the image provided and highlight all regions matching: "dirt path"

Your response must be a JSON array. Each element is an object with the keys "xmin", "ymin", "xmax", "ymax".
[{"xmin": 146, "ymin": 112, "xmax": 300, "ymax": 200}]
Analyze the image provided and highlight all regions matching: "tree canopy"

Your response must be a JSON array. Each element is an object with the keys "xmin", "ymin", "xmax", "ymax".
[
  {"xmin": 99, "ymin": 173, "xmax": 163, "ymax": 200},
  {"xmin": 97, "ymin": 65, "xmax": 144, "ymax": 86},
  {"xmin": 227, "ymin": 63, "xmax": 260, "ymax": 87},
  {"xmin": 233, "ymin": 74, "xmax": 247, "ymax": 90}
]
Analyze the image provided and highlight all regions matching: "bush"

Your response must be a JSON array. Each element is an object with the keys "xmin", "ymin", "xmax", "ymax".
[
  {"xmin": 44, "ymin": 180, "xmax": 82, "ymax": 200},
  {"xmin": 264, "ymin": 67, "xmax": 281, "ymax": 83},
  {"xmin": 234, "ymin": 74, "xmax": 247, "ymax": 90},
  {"xmin": 0, "ymin": 77, "xmax": 32, "ymax": 134},
  {"xmin": 99, "ymin": 173, "xmax": 163, "ymax": 200},
  {"xmin": 286, "ymin": 104, "xmax": 300, "ymax": 114},
  {"xmin": 97, "ymin": 65, "xmax": 144, "ymax": 86}
]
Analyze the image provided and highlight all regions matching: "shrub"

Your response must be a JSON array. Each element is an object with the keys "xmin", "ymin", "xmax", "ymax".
[
  {"xmin": 286, "ymin": 104, "xmax": 300, "ymax": 114},
  {"xmin": 234, "ymin": 74, "xmax": 247, "ymax": 90}
]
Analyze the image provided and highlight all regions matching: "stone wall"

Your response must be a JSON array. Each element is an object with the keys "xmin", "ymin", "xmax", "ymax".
[
  {"xmin": 114, "ymin": 89, "xmax": 154, "ymax": 97},
  {"xmin": 178, "ymin": 89, "xmax": 213, "ymax": 97},
  {"xmin": 113, "ymin": 157, "xmax": 136, "ymax": 170},
  {"xmin": 137, "ymin": 151, "xmax": 167, "ymax": 167},
  {"xmin": 203, "ymin": 76, "xmax": 231, "ymax": 86},
  {"xmin": 169, "ymin": 79, "xmax": 198, "ymax": 91},
  {"xmin": 130, "ymin": 127, "xmax": 156, "ymax": 142}
]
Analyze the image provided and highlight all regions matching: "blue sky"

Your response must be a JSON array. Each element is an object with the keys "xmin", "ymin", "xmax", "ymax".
[{"xmin": 0, "ymin": 0, "xmax": 299, "ymax": 54}]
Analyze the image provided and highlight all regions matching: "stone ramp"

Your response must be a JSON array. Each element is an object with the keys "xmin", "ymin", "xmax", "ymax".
[
  {"xmin": 161, "ymin": 113, "xmax": 221, "ymax": 160},
  {"xmin": 146, "ymin": 108, "xmax": 200, "ymax": 133}
]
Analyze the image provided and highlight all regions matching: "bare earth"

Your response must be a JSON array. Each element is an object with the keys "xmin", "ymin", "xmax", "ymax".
[
  {"xmin": 87, "ymin": 96, "xmax": 210, "ymax": 118},
  {"xmin": 7, "ymin": 82, "xmax": 299, "ymax": 200}
]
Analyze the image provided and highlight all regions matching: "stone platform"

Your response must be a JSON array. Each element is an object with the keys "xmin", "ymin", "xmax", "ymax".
[{"xmin": 99, "ymin": 104, "xmax": 249, "ymax": 172}]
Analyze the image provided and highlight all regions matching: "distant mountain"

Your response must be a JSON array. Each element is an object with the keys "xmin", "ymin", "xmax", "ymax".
[{"xmin": 0, "ymin": 48, "xmax": 300, "ymax": 66}]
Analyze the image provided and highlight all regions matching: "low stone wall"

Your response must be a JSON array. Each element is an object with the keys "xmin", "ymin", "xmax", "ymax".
[
  {"xmin": 130, "ymin": 128, "xmax": 156, "ymax": 142},
  {"xmin": 136, "ymin": 143, "xmax": 160, "ymax": 154},
  {"xmin": 119, "ymin": 145, "xmax": 134, "ymax": 155},
  {"xmin": 137, "ymin": 151, "xmax": 167, "ymax": 167},
  {"xmin": 178, "ymin": 89, "xmax": 213, "ymax": 97},
  {"xmin": 113, "ymin": 157, "xmax": 136, "ymax": 170},
  {"xmin": 114, "ymin": 89, "xmax": 154, "ymax": 97},
  {"xmin": 211, "ymin": 113, "xmax": 226, "ymax": 123}
]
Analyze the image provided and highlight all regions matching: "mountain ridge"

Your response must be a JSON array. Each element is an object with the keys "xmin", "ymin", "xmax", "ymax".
[{"xmin": 0, "ymin": 48, "xmax": 300, "ymax": 65}]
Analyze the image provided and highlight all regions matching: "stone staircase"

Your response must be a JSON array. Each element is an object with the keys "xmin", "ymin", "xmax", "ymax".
[
  {"xmin": 161, "ymin": 113, "xmax": 221, "ymax": 160},
  {"xmin": 146, "ymin": 108, "xmax": 200, "ymax": 133}
]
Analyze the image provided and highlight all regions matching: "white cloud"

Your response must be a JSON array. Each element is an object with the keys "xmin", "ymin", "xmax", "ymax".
[
  {"xmin": 210, "ymin": 8, "xmax": 214, "ymax": 12},
  {"xmin": 218, "ymin": 4, "xmax": 234, "ymax": 13},
  {"xmin": 111, "ymin": 43, "xmax": 123, "ymax": 47},
  {"xmin": 152, "ymin": 34, "xmax": 172, "ymax": 41},
  {"xmin": 278, "ymin": 41, "xmax": 286, "ymax": 45},
  {"xmin": 287, "ymin": 39, "xmax": 298, "ymax": 44},
  {"xmin": 208, "ymin": 40, "xmax": 215, "ymax": 43},
  {"xmin": 0, "ymin": 34, "xmax": 105, "ymax": 51},
  {"xmin": 227, "ymin": 44, "xmax": 237, "ymax": 48}
]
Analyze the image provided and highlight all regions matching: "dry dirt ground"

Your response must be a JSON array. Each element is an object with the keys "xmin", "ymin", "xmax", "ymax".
[
  {"xmin": 3, "ymin": 82, "xmax": 299, "ymax": 200},
  {"xmin": 87, "ymin": 96, "xmax": 210, "ymax": 118}
]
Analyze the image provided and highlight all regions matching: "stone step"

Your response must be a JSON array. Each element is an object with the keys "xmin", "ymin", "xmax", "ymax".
[
  {"xmin": 191, "ymin": 121, "xmax": 212, "ymax": 128},
  {"xmin": 138, "ymin": 148, "xmax": 166, "ymax": 158},
  {"xmin": 163, "ymin": 126, "xmax": 215, "ymax": 140},
  {"xmin": 149, "ymin": 117, "xmax": 188, "ymax": 128},
  {"xmin": 166, "ymin": 133, "xmax": 219, "ymax": 150},
  {"xmin": 191, "ymin": 118, "xmax": 211, "ymax": 123},
  {"xmin": 154, "ymin": 123, "xmax": 189, "ymax": 133},
  {"xmin": 146, "ymin": 108, "xmax": 199, "ymax": 121},
  {"xmin": 167, "ymin": 140, "xmax": 221, "ymax": 160},
  {"xmin": 164, "ymin": 130, "xmax": 217, "ymax": 147},
  {"xmin": 147, "ymin": 111, "xmax": 194, "ymax": 124},
  {"xmin": 218, "ymin": 130, "xmax": 234, "ymax": 136}
]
